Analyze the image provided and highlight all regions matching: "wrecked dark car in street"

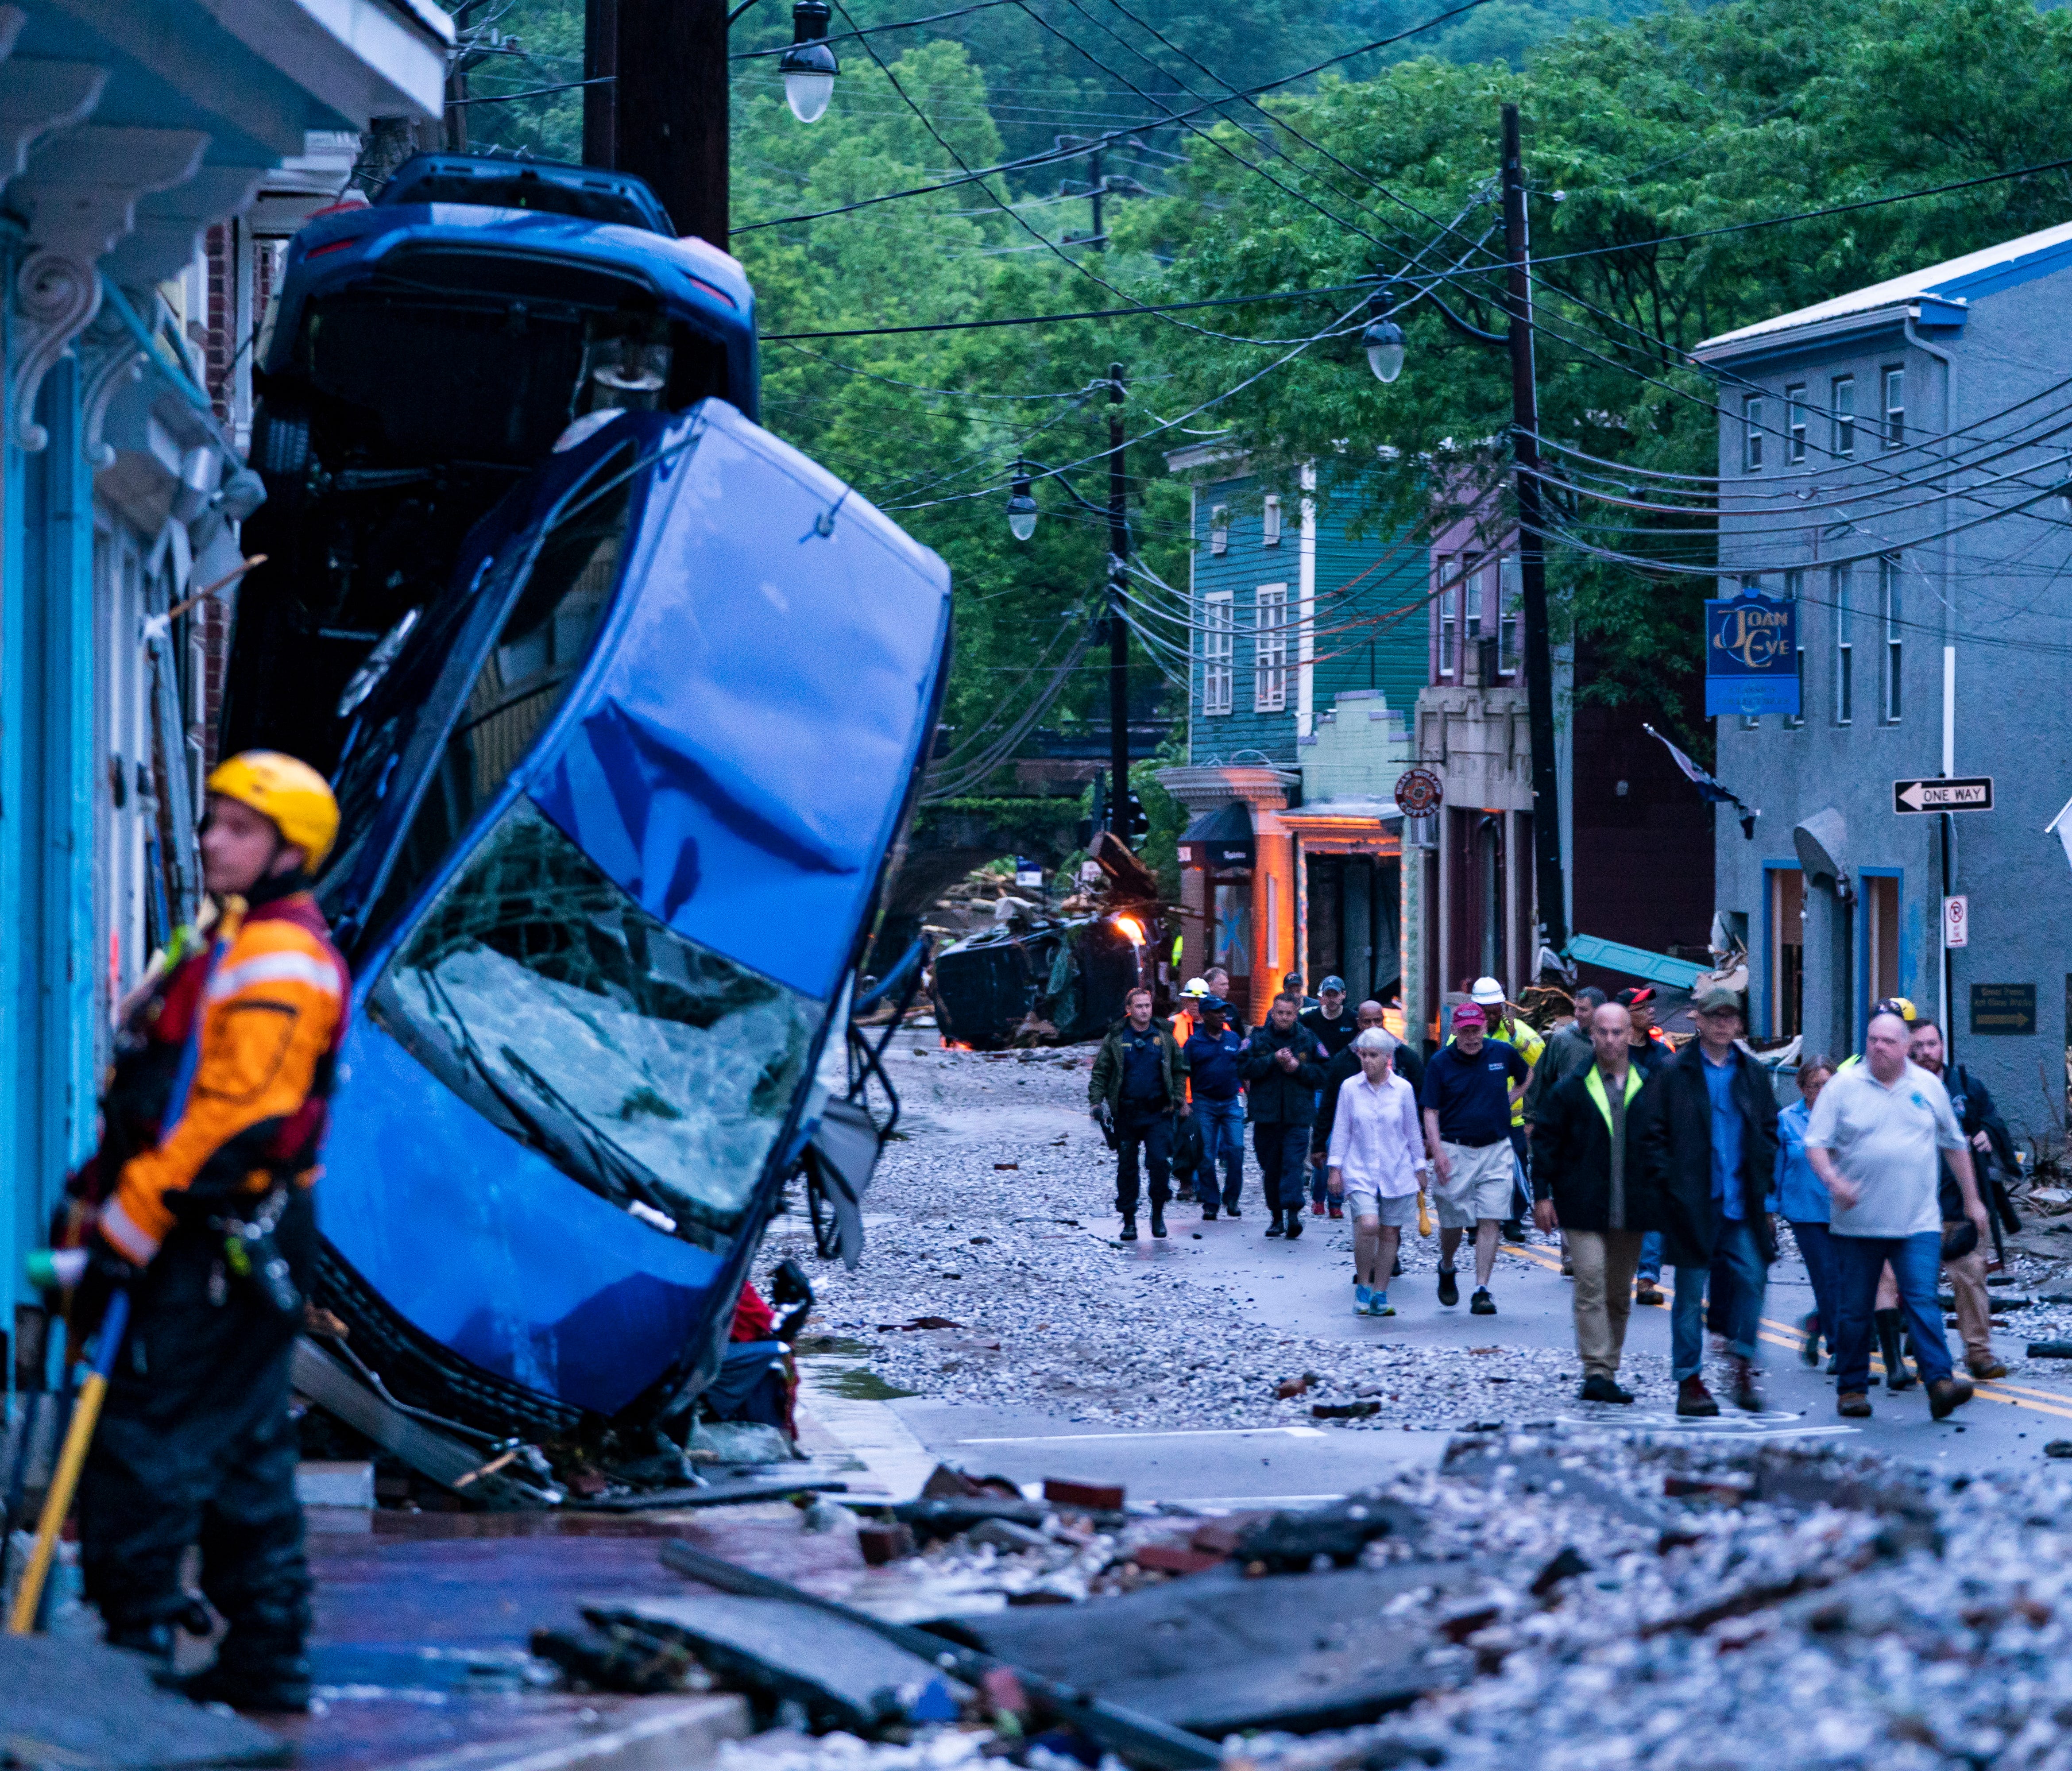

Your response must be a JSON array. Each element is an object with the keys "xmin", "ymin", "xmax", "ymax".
[{"xmin": 223, "ymin": 155, "xmax": 950, "ymax": 1498}]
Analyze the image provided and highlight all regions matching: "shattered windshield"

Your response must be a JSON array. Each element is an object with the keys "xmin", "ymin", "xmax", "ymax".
[{"xmin": 368, "ymin": 799, "xmax": 821, "ymax": 1238}]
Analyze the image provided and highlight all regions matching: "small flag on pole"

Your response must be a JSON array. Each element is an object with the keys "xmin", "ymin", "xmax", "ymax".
[
  {"xmin": 2046, "ymin": 792, "xmax": 2072, "ymax": 874},
  {"xmin": 1643, "ymin": 724, "xmax": 1759, "ymax": 840}
]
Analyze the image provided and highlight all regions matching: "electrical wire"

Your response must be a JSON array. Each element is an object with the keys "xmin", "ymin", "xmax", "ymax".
[{"xmin": 732, "ymin": 0, "xmax": 1500, "ymax": 234}]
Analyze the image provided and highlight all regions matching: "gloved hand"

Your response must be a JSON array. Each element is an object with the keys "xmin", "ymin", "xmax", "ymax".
[
  {"xmin": 70, "ymin": 1232, "xmax": 137, "ymax": 1341},
  {"xmin": 1090, "ymin": 1101, "xmax": 1114, "ymax": 1134}
]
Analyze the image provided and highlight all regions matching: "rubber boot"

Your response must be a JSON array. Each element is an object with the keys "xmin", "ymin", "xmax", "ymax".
[{"xmin": 1876, "ymin": 1308, "xmax": 1916, "ymax": 1391}]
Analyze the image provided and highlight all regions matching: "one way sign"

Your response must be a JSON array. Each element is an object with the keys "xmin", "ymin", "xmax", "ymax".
[{"xmin": 1893, "ymin": 777, "xmax": 1994, "ymax": 814}]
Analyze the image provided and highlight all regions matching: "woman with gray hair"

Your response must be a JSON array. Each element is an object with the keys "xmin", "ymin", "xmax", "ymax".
[{"xmin": 1325, "ymin": 1027, "xmax": 1430, "ymax": 1316}]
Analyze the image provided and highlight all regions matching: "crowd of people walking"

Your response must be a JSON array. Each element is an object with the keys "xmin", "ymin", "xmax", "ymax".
[{"xmin": 1090, "ymin": 971, "xmax": 2020, "ymax": 1425}]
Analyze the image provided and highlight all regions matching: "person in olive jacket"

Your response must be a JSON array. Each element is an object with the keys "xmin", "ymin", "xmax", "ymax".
[
  {"xmin": 1239, "ymin": 991, "xmax": 1327, "ymax": 1240},
  {"xmin": 1653, "ymin": 987, "xmax": 1781, "ymax": 1419},
  {"xmin": 1529, "ymin": 1001, "xmax": 1663, "ymax": 1405}
]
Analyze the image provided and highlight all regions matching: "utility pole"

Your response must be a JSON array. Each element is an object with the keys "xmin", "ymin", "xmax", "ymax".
[
  {"xmin": 1499, "ymin": 101, "xmax": 1569, "ymax": 959},
  {"xmin": 1106, "ymin": 363, "xmax": 1131, "ymax": 838},
  {"xmin": 615, "ymin": 0, "xmax": 730, "ymax": 243},
  {"xmin": 583, "ymin": 0, "xmax": 617, "ymax": 167}
]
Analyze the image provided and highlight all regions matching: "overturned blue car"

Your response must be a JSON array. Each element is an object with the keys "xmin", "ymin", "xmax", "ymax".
[{"xmin": 224, "ymin": 156, "xmax": 949, "ymax": 1494}]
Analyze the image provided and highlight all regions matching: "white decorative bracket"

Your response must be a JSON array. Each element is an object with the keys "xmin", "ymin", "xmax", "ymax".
[
  {"xmin": 9, "ymin": 124, "xmax": 208, "ymax": 450},
  {"xmin": 77, "ymin": 316, "xmax": 143, "ymax": 469},
  {"xmin": 10, "ymin": 247, "xmax": 99, "ymax": 451}
]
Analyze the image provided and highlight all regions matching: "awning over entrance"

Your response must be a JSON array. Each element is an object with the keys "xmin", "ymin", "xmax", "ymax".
[
  {"xmin": 1178, "ymin": 800, "xmax": 1254, "ymax": 870},
  {"xmin": 1278, "ymin": 799, "xmax": 1403, "ymax": 858}
]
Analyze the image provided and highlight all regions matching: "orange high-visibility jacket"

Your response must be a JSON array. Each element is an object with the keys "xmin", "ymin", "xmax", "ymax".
[{"xmin": 100, "ymin": 894, "xmax": 348, "ymax": 1266}]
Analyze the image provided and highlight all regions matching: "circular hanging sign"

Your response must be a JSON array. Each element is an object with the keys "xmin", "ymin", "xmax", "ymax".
[{"xmin": 1393, "ymin": 767, "xmax": 1444, "ymax": 818}]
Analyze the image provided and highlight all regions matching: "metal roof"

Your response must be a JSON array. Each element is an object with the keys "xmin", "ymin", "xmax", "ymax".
[{"xmin": 1695, "ymin": 217, "xmax": 2072, "ymax": 360}]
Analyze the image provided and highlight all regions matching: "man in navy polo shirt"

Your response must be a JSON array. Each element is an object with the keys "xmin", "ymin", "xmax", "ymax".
[{"xmin": 1421, "ymin": 1003, "xmax": 1530, "ymax": 1314}]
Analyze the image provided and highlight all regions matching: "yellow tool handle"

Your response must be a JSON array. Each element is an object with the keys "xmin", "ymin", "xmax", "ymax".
[
  {"xmin": 1417, "ymin": 1190, "xmax": 1433, "ymax": 1237},
  {"xmin": 6, "ymin": 1370, "xmax": 108, "ymax": 1634}
]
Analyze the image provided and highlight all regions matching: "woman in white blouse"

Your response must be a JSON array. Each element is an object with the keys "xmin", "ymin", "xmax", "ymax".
[{"xmin": 1325, "ymin": 1029, "xmax": 1431, "ymax": 1317}]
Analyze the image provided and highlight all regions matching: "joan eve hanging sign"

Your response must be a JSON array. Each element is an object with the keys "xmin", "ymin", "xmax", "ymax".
[{"xmin": 1704, "ymin": 589, "xmax": 1799, "ymax": 718}]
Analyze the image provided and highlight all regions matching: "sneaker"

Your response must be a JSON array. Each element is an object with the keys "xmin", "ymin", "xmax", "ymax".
[
  {"xmin": 1437, "ymin": 1266, "xmax": 1459, "ymax": 1307},
  {"xmin": 1354, "ymin": 1284, "xmax": 1373, "ymax": 1314},
  {"xmin": 1119, "ymin": 1214, "xmax": 1138, "ymax": 1242},
  {"xmin": 1327, "ymin": 1203, "xmax": 1344, "ymax": 1220},
  {"xmin": 1311, "ymin": 1201, "xmax": 1326, "ymax": 1217},
  {"xmin": 1579, "ymin": 1373, "xmax": 1633, "ymax": 1404},
  {"xmin": 1675, "ymin": 1376, "xmax": 1720, "ymax": 1417},
  {"xmin": 1470, "ymin": 1288, "xmax": 1496, "ymax": 1316},
  {"xmin": 1927, "ymin": 1376, "xmax": 1975, "ymax": 1421},
  {"xmin": 1265, "ymin": 1217, "xmax": 1285, "ymax": 1238},
  {"xmin": 1836, "ymin": 1390, "xmax": 1873, "ymax": 1419},
  {"xmin": 1150, "ymin": 1206, "xmax": 1167, "ymax": 1239},
  {"xmin": 1369, "ymin": 1293, "xmax": 1396, "ymax": 1317}
]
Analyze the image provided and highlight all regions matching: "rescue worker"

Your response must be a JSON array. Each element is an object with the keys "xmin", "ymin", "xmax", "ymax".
[{"xmin": 70, "ymin": 751, "xmax": 348, "ymax": 1712}]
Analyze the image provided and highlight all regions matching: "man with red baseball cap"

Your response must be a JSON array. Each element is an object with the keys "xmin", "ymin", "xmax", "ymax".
[{"xmin": 1420, "ymin": 1002, "xmax": 1531, "ymax": 1313}]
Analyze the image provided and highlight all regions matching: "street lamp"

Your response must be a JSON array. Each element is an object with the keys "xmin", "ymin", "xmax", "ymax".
[
  {"xmin": 1006, "ymin": 465, "xmax": 1039, "ymax": 540},
  {"xmin": 1361, "ymin": 292, "xmax": 1405, "ymax": 385},
  {"xmin": 779, "ymin": 0, "xmax": 839, "ymax": 124}
]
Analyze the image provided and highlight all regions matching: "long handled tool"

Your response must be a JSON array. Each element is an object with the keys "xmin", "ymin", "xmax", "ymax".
[{"xmin": 6, "ymin": 1257, "xmax": 127, "ymax": 1635}]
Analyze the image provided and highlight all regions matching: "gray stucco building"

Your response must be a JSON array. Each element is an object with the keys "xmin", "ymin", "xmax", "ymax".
[{"xmin": 1697, "ymin": 220, "xmax": 2072, "ymax": 1141}]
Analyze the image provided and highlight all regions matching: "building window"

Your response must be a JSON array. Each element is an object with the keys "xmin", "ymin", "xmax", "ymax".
[
  {"xmin": 1832, "ymin": 375, "xmax": 1855, "ymax": 458},
  {"xmin": 1463, "ymin": 556, "xmax": 1484, "ymax": 677},
  {"xmin": 1833, "ymin": 562, "xmax": 1852, "ymax": 725},
  {"xmin": 1202, "ymin": 590, "xmax": 1233, "ymax": 715},
  {"xmin": 1262, "ymin": 494, "xmax": 1281, "ymax": 547},
  {"xmin": 1498, "ymin": 553, "xmax": 1520, "ymax": 676},
  {"xmin": 1743, "ymin": 396, "xmax": 1764, "ymax": 472},
  {"xmin": 1786, "ymin": 384, "xmax": 1807, "ymax": 466},
  {"xmin": 1880, "ymin": 553, "xmax": 1902, "ymax": 722},
  {"xmin": 1783, "ymin": 568, "xmax": 1805, "ymax": 728},
  {"xmin": 1865, "ymin": 874, "xmax": 1901, "ymax": 1008},
  {"xmin": 1253, "ymin": 582, "xmax": 1288, "ymax": 713},
  {"xmin": 1882, "ymin": 367, "xmax": 1905, "ymax": 449},
  {"xmin": 1438, "ymin": 561, "xmax": 1458, "ymax": 678}
]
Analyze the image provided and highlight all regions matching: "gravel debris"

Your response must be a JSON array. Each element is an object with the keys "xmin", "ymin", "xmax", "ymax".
[{"xmin": 770, "ymin": 1048, "xmax": 1580, "ymax": 1432}]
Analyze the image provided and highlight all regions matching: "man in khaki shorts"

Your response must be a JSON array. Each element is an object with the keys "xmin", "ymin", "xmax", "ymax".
[{"xmin": 1421, "ymin": 1002, "xmax": 1530, "ymax": 1315}]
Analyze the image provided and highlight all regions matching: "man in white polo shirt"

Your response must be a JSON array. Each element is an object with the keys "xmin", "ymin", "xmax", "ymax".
[{"xmin": 1805, "ymin": 1009, "xmax": 1990, "ymax": 1422}]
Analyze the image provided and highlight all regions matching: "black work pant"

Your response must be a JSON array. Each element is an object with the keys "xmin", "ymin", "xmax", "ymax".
[
  {"xmin": 80, "ymin": 1197, "xmax": 313, "ymax": 1670},
  {"xmin": 1253, "ymin": 1121, "xmax": 1311, "ymax": 1215},
  {"xmin": 1115, "ymin": 1105, "xmax": 1173, "ymax": 1215}
]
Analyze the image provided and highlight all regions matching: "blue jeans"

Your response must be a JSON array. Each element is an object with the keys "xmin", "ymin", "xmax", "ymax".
[
  {"xmin": 1833, "ymin": 1230, "xmax": 1953, "ymax": 1393},
  {"xmin": 1790, "ymin": 1219, "xmax": 1842, "ymax": 1353},
  {"xmin": 1194, "ymin": 1097, "xmax": 1245, "ymax": 1209},
  {"xmin": 1252, "ymin": 1121, "xmax": 1311, "ymax": 1216},
  {"xmin": 1670, "ymin": 1217, "xmax": 1766, "ymax": 1379},
  {"xmin": 1636, "ymin": 1232, "xmax": 1664, "ymax": 1284}
]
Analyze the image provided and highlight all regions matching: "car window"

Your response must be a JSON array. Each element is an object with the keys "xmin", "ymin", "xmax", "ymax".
[
  {"xmin": 349, "ymin": 444, "xmax": 638, "ymax": 951},
  {"xmin": 368, "ymin": 798, "xmax": 820, "ymax": 1237}
]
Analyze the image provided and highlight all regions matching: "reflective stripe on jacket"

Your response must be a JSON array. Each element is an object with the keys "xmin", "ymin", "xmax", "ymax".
[{"xmin": 101, "ymin": 896, "xmax": 348, "ymax": 1264}]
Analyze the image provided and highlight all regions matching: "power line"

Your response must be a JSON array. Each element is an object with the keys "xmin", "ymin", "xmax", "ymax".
[{"xmin": 731, "ymin": 0, "xmax": 1500, "ymax": 234}]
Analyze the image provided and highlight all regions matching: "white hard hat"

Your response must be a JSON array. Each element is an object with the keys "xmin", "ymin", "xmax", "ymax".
[
  {"xmin": 1181, "ymin": 976, "xmax": 1210, "ymax": 998},
  {"xmin": 1470, "ymin": 976, "xmax": 1507, "ymax": 1007}
]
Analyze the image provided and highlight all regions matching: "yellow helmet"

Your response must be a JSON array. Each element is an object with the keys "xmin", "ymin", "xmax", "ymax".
[{"xmin": 206, "ymin": 750, "xmax": 340, "ymax": 870}]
